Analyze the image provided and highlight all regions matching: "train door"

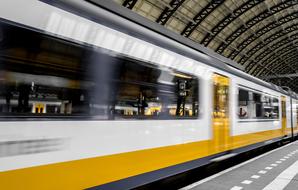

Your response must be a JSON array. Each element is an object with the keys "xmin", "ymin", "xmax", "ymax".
[
  {"xmin": 291, "ymin": 99, "xmax": 297, "ymax": 138},
  {"xmin": 296, "ymin": 100, "xmax": 298, "ymax": 136},
  {"xmin": 212, "ymin": 73, "xmax": 230, "ymax": 152},
  {"xmin": 281, "ymin": 96, "xmax": 286, "ymax": 136}
]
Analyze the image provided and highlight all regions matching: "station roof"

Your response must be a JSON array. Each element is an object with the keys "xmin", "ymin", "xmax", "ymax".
[{"xmin": 114, "ymin": 0, "xmax": 298, "ymax": 92}]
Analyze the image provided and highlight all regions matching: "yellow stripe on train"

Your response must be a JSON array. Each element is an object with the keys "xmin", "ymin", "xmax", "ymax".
[{"xmin": 0, "ymin": 129, "xmax": 284, "ymax": 190}]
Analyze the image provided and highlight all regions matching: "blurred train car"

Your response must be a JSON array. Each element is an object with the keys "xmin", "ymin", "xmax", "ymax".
[{"xmin": 0, "ymin": 0, "xmax": 298, "ymax": 189}]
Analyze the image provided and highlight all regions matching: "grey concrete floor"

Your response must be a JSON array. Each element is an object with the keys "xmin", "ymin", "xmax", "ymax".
[{"xmin": 181, "ymin": 141, "xmax": 298, "ymax": 190}]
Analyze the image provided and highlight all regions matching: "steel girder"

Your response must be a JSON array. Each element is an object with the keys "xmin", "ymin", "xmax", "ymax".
[
  {"xmin": 256, "ymin": 51, "xmax": 296, "ymax": 77},
  {"xmin": 245, "ymin": 33, "xmax": 298, "ymax": 72},
  {"xmin": 216, "ymin": 0, "xmax": 298, "ymax": 54},
  {"xmin": 262, "ymin": 53, "xmax": 293, "ymax": 76},
  {"xmin": 275, "ymin": 59, "xmax": 298, "ymax": 74},
  {"xmin": 251, "ymin": 56, "xmax": 295, "ymax": 77},
  {"xmin": 181, "ymin": 0, "xmax": 223, "ymax": 37},
  {"xmin": 276, "ymin": 57, "xmax": 298, "ymax": 74},
  {"xmin": 274, "ymin": 79, "xmax": 297, "ymax": 92},
  {"xmin": 244, "ymin": 59, "xmax": 279, "ymax": 77},
  {"xmin": 239, "ymin": 24, "xmax": 298, "ymax": 65},
  {"xmin": 156, "ymin": 0, "xmax": 185, "ymax": 25},
  {"xmin": 247, "ymin": 47, "xmax": 295, "ymax": 76},
  {"xmin": 265, "ymin": 50, "xmax": 298, "ymax": 75},
  {"xmin": 247, "ymin": 38, "xmax": 298, "ymax": 75},
  {"xmin": 257, "ymin": 52, "xmax": 298, "ymax": 77},
  {"xmin": 258, "ymin": 49, "xmax": 298, "ymax": 76},
  {"xmin": 269, "ymin": 78, "xmax": 285, "ymax": 86},
  {"xmin": 268, "ymin": 78, "xmax": 284, "ymax": 86},
  {"xmin": 269, "ymin": 79, "xmax": 298, "ymax": 92},
  {"xmin": 265, "ymin": 47, "xmax": 297, "ymax": 71},
  {"xmin": 122, "ymin": 0, "xmax": 138, "ymax": 9},
  {"xmin": 228, "ymin": 12, "xmax": 298, "ymax": 60},
  {"xmin": 285, "ymin": 82, "xmax": 297, "ymax": 92},
  {"xmin": 248, "ymin": 49, "xmax": 296, "ymax": 76},
  {"xmin": 201, "ymin": 0, "xmax": 264, "ymax": 47},
  {"xmin": 272, "ymin": 61, "xmax": 298, "ymax": 92},
  {"xmin": 247, "ymin": 44, "xmax": 295, "ymax": 74}
]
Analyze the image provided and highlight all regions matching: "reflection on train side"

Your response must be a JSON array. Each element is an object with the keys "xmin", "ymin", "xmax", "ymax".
[
  {"xmin": 115, "ymin": 103, "xmax": 195, "ymax": 116},
  {"xmin": 0, "ymin": 98, "xmax": 61, "ymax": 114},
  {"xmin": 0, "ymin": 21, "xmax": 198, "ymax": 119},
  {"xmin": 0, "ymin": 68, "xmax": 198, "ymax": 119},
  {"xmin": 0, "ymin": 138, "xmax": 65, "ymax": 157},
  {"xmin": 0, "ymin": 72, "xmax": 72, "ymax": 115}
]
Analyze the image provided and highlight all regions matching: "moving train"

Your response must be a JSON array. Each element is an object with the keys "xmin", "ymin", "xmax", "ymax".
[{"xmin": 0, "ymin": 0, "xmax": 298, "ymax": 189}]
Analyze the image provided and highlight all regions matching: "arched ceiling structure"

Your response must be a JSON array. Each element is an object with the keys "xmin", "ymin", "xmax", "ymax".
[{"xmin": 113, "ymin": 0, "xmax": 298, "ymax": 92}]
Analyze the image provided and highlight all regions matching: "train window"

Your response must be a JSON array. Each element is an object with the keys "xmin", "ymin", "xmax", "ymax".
[
  {"xmin": 114, "ymin": 62, "xmax": 199, "ymax": 119},
  {"xmin": 238, "ymin": 89, "xmax": 249, "ymax": 118},
  {"xmin": 239, "ymin": 89, "xmax": 249, "ymax": 106},
  {"xmin": 254, "ymin": 93, "xmax": 262, "ymax": 118},
  {"xmin": 262, "ymin": 97, "xmax": 279, "ymax": 119},
  {"xmin": 0, "ymin": 21, "xmax": 199, "ymax": 120},
  {"xmin": 238, "ymin": 88, "xmax": 279, "ymax": 119}
]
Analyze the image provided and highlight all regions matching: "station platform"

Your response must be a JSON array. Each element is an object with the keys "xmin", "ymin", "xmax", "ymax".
[{"xmin": 181, "ymin": 141, "xmax": 298, "ymax": 190}]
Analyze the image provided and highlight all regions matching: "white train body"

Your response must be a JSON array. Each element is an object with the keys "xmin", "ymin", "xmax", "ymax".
[{"xmin": 0, "ymin": 1, "xmax": 297, "ymax": 189}]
